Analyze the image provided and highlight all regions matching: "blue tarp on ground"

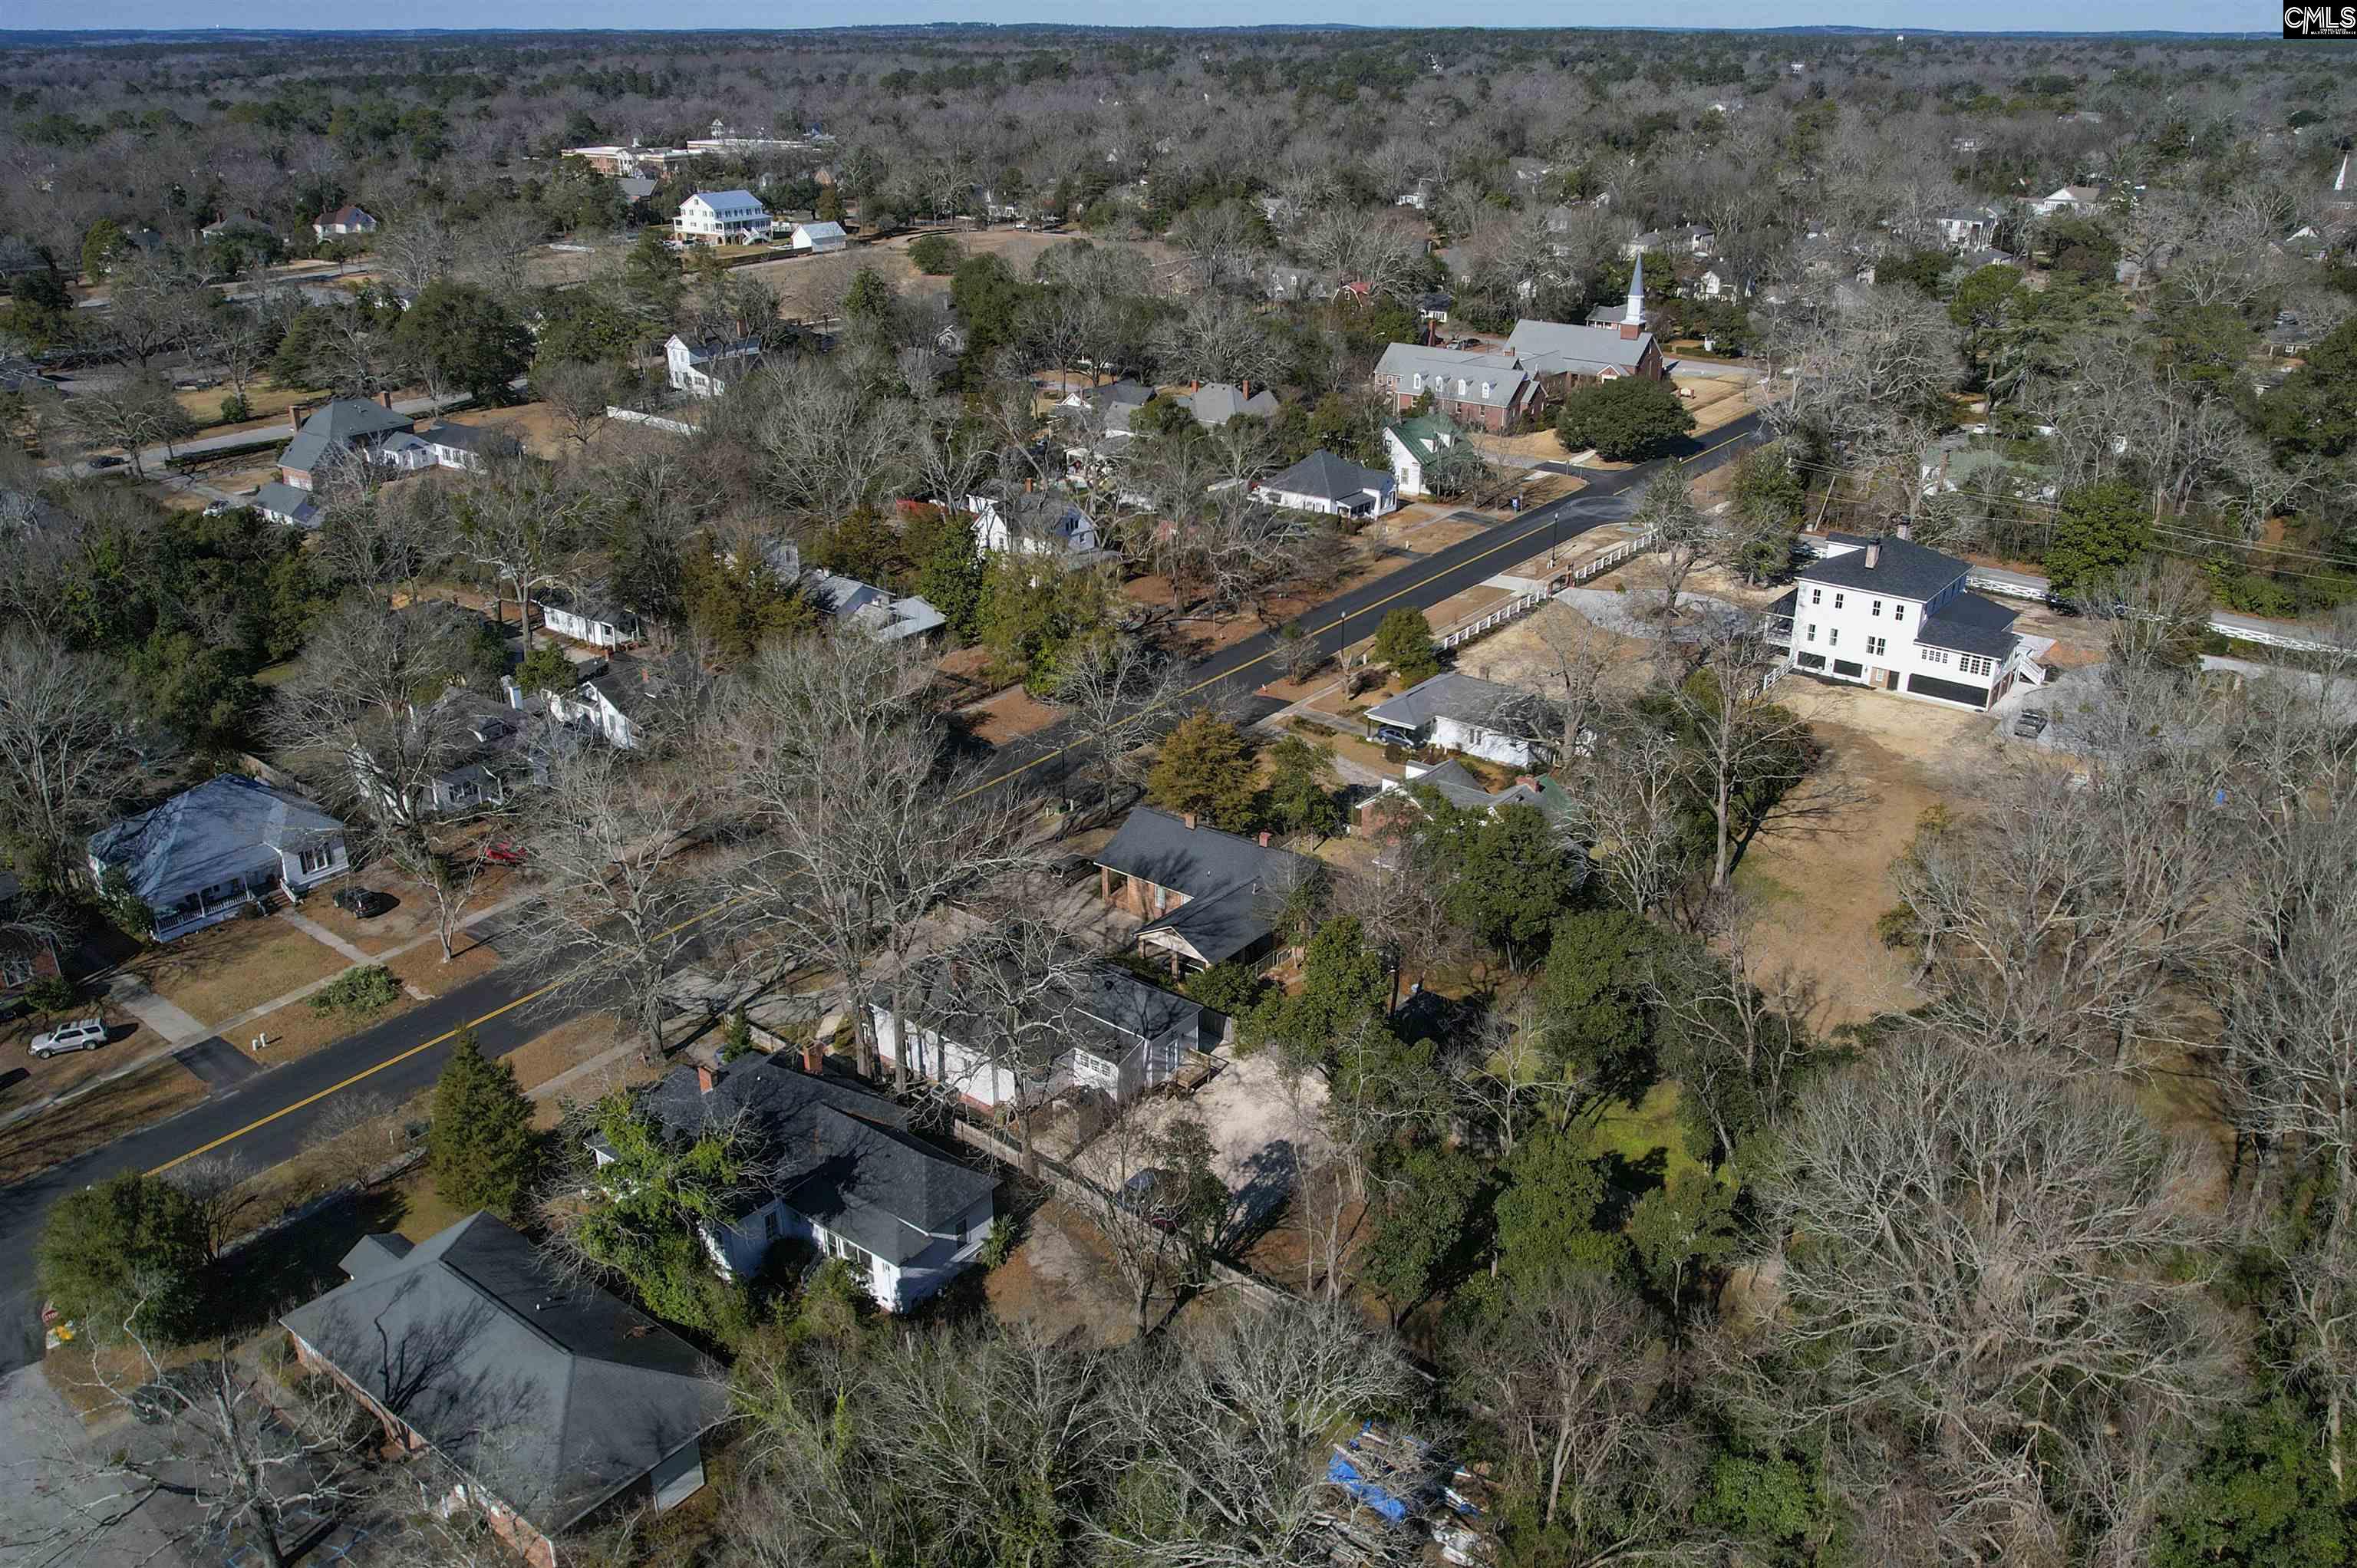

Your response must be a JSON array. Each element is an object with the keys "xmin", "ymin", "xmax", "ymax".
[{"xmin": 1327, "ymin": 1453, "xmax": 1411, "ymax": 1524}]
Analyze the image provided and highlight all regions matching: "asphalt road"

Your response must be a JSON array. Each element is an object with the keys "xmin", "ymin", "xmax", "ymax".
[{"xmin": 0, "ymin": 409, "xmax": 1761, "ymax": 1373}]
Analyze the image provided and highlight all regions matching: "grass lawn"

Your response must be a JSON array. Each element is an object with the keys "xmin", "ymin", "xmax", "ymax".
[
  {"xmin": 170, "ymin": 378, "xmax": 331, "ymax": 435},
  {"xmin": 387, "ymin": 1166, "xmax": 470, "ymax": 1244},
  {"xmin": 138, "ymin": 917, "xmax": 350, "ymax": 1028},
  {"xmin": 1577, "ymin": 1081, "xmax": 1706, "ymax": 1198},
  {"xmin": 0, "ymin": 1057, "xmax": 209, "ymax": 1184}
]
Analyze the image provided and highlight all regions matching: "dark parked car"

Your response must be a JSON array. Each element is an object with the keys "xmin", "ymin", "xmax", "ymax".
[
  {"xmin": 85, "ymin": 454, "xmax": 125, "ymax": 469},
  {"xmin": 1119, "ymin": 1168, "xmax": 1182, "ymax": 1232},
  {"xmin": 332, "ymin": 888, "xmax": 394, "ymax": 917}
]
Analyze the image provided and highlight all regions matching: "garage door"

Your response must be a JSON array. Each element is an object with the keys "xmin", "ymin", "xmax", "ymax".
[{"xmin": 1907, "ymin": 672, "xmax": 1989, "ymax": 708}]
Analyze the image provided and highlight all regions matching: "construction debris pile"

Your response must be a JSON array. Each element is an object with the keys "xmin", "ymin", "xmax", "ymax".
[{"xmin": 1320, "ymin": 1419, "xmax": 1498, "ymax": 1566}]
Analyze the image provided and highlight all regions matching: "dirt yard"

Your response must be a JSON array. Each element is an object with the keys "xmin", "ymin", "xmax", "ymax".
[
  {"xmin": 0, "ymin": 1057, "xmax": 209, "ymax": 1185},
  {"xmin": 729, "ymin": 228, "xmax": 1180, "ymax": 321},
  {"xmin": 1730, "ymin": 681, "xmax": 2003, "ymax": 1031},
  {"xmin": 1675, "ymin": 372, "xmax": 1756, "ymax": 435},
  {"xmin": 134, "ymin": 915, "xmax": 349, "ymax": 1027}
]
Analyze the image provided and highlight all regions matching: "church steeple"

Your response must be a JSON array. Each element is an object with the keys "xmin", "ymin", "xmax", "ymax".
[{"xmin": 1619, "ymin": 252, "xmax": 1646, "ymax": 340}]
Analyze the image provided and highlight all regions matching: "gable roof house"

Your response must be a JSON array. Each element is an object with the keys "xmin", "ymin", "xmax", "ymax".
[
  {"xmin": 279, "ymin": 398, "xmax": 415, "ymax": 491},
  {"xmin": 1373, "ymin": 344, "xmax": 1541, "ymax": 433},
  {"xmin": 282, "ymin": 1213, "xmax": 725, "ymax": 1568},
  {"xmin": 1060, "ymin": 377, "xmax": 1154, "ymax": 439},
  {"xmin": 1177, "ymin": 381, "xmax": 1280, "ymax": 428},
  {"xmin": 1096, "ymin": 806, "xmax": 1313, "ymax": 978},
  {"xmin": 1383, "ymin": 415, "xmax": 1459, "ymax": 499},
  {"xmin": 876, "ymin": 948, "xmax": 1219, "ymax": 1111},
  {"xmin": 2029, "ymin": 184, "xmax": 2104, "ymax": 217},
  {"xmin": 539, "ymin": 589, "xmax": 641, "ymax": 650},
  {"xmin": 200, "ymin": 213, "xmax": 276, "ymax": 244},
  {"xmin": 968, "ymin": 491, "xmax": 1104, "ymax": 557},
  {"xmin": 1769, "ymin": 529, "xmax": 2039, "ymax": 710},
  {"xmin": 610, "ymin": 1055, "xmax": 997, "ymax": 1312},
  {"xmin": 88, "ymin": 775, "xmax": 350, "ymax": 943},
  {"xmin": 1517, "ymin": 263, "xmax": 1666, "ymax": 384},
  {"xmin": 1252, "ymin": 450, "xmax": 1397, "ymax": 518},
  {"xmin": 1365, "ymin": 670, "xmax": 1554, "ymax": 769},
  {"xmin": 420, "ymin": 420, "xmax": 520, "ymax": 473},
  {"xmin": 312, "ymin": 203, "xmax": 378, "ymax": 239},
  {"xmin": 673, "ymin": 189, "xmax": 773, "ymax": 246},
  {"xmin": 544, "ymin": 658, "xmax": 670, "ymax": 750},
  {"xmin": 664, "ymin": 333, "xmax": 763, "ymax": 399},
  {"xmin": 805, "ymin": 572, "xmax": 947, "ymax": 643},
  {"xmin": 252, "ymin": 480, "xmax": 324, "ymax": 529},
  {"xmin": 1933, "ymin": 206, "xmax": 2002, "ymax": 251}
]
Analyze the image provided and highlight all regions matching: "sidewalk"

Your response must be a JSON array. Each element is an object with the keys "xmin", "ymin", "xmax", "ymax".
[{"xmin": 0, "ymin": 888, "xmax": 535, "ymax": 1135}]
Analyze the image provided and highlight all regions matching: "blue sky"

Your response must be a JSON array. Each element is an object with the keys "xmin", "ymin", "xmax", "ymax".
[{"xmin": 9, "ymin": 1, "xmax": 2268, "ymax": 35}]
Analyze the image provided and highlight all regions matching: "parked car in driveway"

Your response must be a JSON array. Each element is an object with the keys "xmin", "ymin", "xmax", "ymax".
[
  {"xmin": 332, "ymin": 887, "xmax": 394, "ymax": 917},
  {"xmin": 31, "ymin": 1017, "xmax": 107, "ymax": 1058}
]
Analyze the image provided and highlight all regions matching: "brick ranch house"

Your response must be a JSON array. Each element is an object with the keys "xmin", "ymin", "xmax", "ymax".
[{"xmin": 281, "ymin": 1213, "xmax": 725, "ymax": 1568}]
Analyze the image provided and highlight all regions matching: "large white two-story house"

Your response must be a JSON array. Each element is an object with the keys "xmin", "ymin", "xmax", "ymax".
[
  {"xmin": 672, "ymin": 189, "xmax": 773, "ymax": 246},
  {"xmin": 1769, "ymin": 530, "xmax": 2038, "ymax": 711}
]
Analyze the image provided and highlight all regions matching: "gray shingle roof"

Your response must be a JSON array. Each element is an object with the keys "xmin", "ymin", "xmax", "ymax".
[
  {"xmin": 633, "ymin": 1059, "xmax": 994, "ymax": 1267},
  {"xmin": 1798, "ymin": 533, "xmax": 1970, "ymax": 602},
  {"xmin": 1098, "ymin": 807, "xmax": 1310, "ymax": 966},
  {"xmin": 299, "ymin": 397, "xmax": 413, "ymax": 443},
  {"xmin": 898, "ymin": 946, "xmax": 1208, "ymax": 1075},
  {"xmin": 1366, "ymin": 670, "xmax": 1548, "ymax": 737},
  {"xmin": 1261, "ymin": 450, "xmax": 1391, "ymax": 506},
  {"xmin": 421, "ymin": 421, "xmax": 516, "ymax": 456},
  {"xmin": 1915, "ymin": 591, "xmax": 2019, "ymax": 660},
  {"xmin": 1375, "ymin": 344, "xmax": 1531, "ymax": 408},
  {"xmin": 252, "ymin": 482, "xmax": 321, "ymax": 526},
  {"xmin": 1182, "ymin": 382, "xmax": 1279, "ymax": 427},
  {"xmin": 1507, "ymin": 318, "xmax": 1656, "ymax": 377},
  {"xmin": 88, "ymin": 775, "xmax": 343, "ymax": 911},
  {"xmin": 281, "ymin": 1214, "xmax": 721, "ymax": 1533}
]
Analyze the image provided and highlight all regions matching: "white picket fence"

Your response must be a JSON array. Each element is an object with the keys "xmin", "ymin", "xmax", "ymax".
[
  {"xmin": 605, "ymin": 407, "xmax": 697, "ymax": 436},
  {"xmin": 1568, "ymin": 526, "xmax": 1661, "ymax": 585},
  {"xmin": 1436, "ymin": 588, "xmax": 1549, "ymax": 652}
]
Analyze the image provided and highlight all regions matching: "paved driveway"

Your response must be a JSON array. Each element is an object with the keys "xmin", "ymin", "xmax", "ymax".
[{"xmin": 0, "ymin": 1365, "xmax": 190, "ymax": 1568}]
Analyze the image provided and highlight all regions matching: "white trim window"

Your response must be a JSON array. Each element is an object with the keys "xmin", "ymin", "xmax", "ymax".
[
  {"xmin": 1833, "ymin": 593, "xmax": 1845, "ymax": 609},
  {"xmin": 1893, "ymin": 604, "xmax": 1907, "ymax": 623},
  {"xmin": 1958, "ymin": 654, "xmax": 1995, "ymax": 677},
  {"xmin": 1865, "ymin": 635, "xmax": 1887, "ymax": 657},
  {"xmin": 1871, "ymin": 599, "xmax": 1884, "ymax": 617},
  {"xmin": 1921, "ymin": 647, "xmax": 1950, "ymax": 666},
  {"xmin": 298, "ymin": 844, "xmax": 336, "ymax": 877},
  {"xmin": 1805, "ymin": 623, "xmax": 1817, "ymax": 642},
  {"xmin": 1827, "ymin": 628, "xmax": 1840, "ymax": 647},
  {"xmin": 1809, "ymin": 588, "xmax": 1821, "ymax": 604}
]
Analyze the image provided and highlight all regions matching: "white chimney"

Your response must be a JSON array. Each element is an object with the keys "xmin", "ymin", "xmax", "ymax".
[{"xmin": 1865, "ymin": 541, "xmax": 1881, "ymax": 568}]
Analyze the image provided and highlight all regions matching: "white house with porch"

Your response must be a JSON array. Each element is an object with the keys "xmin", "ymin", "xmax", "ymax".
[
  {"xmin": 1768, "ymin": 530, "xmax": 2041, "ymax": 710},
  {"xmin": 673, "ymin": 189, "xmax": 773, "ymax": 245},
  {"xmin": 1251, "ymin": 450, "xmax": 1396, "ymax": 518},
  {"xmin": 665, "ymin": 333, "xmax": 763, "ymax": 398},
  {"xmin": 87, "ymin": 775, "xmax": 351, "ymax": 943}
]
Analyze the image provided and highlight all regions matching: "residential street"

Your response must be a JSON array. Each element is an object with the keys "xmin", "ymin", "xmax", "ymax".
[{"xmin": 0, "ymin": 410, "xmax": 1761, "ymax": 1376}]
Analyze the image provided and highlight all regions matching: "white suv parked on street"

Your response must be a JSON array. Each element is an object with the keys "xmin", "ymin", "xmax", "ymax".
[{"xmin": 31, "ymin": 1017, "xmax": 107, "ymax": 1058}]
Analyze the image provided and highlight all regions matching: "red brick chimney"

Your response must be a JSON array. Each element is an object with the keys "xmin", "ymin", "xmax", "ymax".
[
  {"xmin": 1258, "ymin": 830, "xmax": 1272, "ymax": 847},
  {"xmin": 288, "ymin": 404, "xmax": 304, "ymax": 433},
  {"xmin": 1894, "ymin": 522, "xmax": 1913, "ymax": 541},
  {"xmin": 1182, "ymin": 812, "xmax": 1198, "ymax": 830},
  {"xmin": 1620, "ymin": 320, "xmax": 1640, "ymax": 341},
  {"xmin": 695, "ymin": 1063, "xmax": 716, "ymax": 1095},
  {"xmin": 801, "ymin": 1037, "xmax": 824, "ymax": 1075},
  {"xmin": 378, "ymin": 390, "xmax": 394, "ymax": 409}
]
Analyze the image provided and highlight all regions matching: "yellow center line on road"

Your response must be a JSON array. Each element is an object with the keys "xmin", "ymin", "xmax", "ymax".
[
  {"xmin": 140, "ymin": 421, "xmax": 1759, "ymax": 1176},
  {"xmin": 144, "ymin": 900, "xmax": 737, "ymax": 1178}
]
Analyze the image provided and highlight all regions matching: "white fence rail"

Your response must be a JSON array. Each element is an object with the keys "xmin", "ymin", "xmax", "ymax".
[
  {"xmin": 605, "ymin": 406, "xmax": 697, "ymax": 436},
  {"xmin": 1436, "ymin": 588, "xmax": 1548, "ymax": 652}
]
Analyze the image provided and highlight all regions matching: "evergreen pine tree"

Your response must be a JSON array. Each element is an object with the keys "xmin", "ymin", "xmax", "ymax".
[{"xmin": 426, "ymin": 1028, "xmax": 541, "ymax": 1221}]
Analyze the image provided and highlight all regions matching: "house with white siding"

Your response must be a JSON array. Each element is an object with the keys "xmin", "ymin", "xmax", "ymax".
[
  {"xmin": 673, "ymin": 189, "xmax": 773, "ymax": 246},
  {"xmin": 1768, "ymin": 530, "xmax": 2037, "ymax": 710},
  {"xmin": 601, "ymin": 1055, "xmax": 997, "ymax": 1312},
  {"xmin": 872, "ymin": 950, "xmax": 1218, "ymax": 1110}
]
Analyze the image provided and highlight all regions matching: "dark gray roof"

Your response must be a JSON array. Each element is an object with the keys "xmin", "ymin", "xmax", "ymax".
[
  {"xmin": 898, "ymin": 946, "xmax": 1206, "ymax": 1072},
  {"xmin": 1366, "ymin": 670, "xmax": 1548, "ymax": 738},
  {"xmin": 1508, "ymin": 318, "xmax": 1656, "ymax": 377},
  {"xmin": 279, "ymin": 432, "xmax": 334, "ymax": 475},
  {"xmin": 633, "ymin": 1059, "xmax": 994, "ymax": 1266},
  {"xmin": 1098, "ymin": 806, "xmax": 1310, "ymax": 965},
  {"xmin": 281, "ymin": 1214, "xmax": 722, "ymax": 1533},
  {"xmin": 252, "ymin": 482, "xmax": 321, "ymax": 525},
  {"xmin": 421, "ymin": 421, "xmax": 516, "ymax": 456},
  {"xmin": 1915, "ymin": 591, "xmax": 2019, "ymax": 660},
  {"xmin": 300, "ymin": 397, "xmax": 414, "ymax": 444},
  {"xmin": 1181, "ymin": 382, "xmax": 1279, "ymax": 427},
  {"xmin": 1402, "ymin": 758, "xmax": 1500, "ymax": 810},
  {"xmin": 1262, "ymin": 450, "xmax": 1391, "ymax": 505},
  {"xmin": 1798, "ymin": 533, "xmax": 1970, "ymax": 602},
  {"xmin": 88, "ymin": 775, "xmax": 343, "ymax": 911}
]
